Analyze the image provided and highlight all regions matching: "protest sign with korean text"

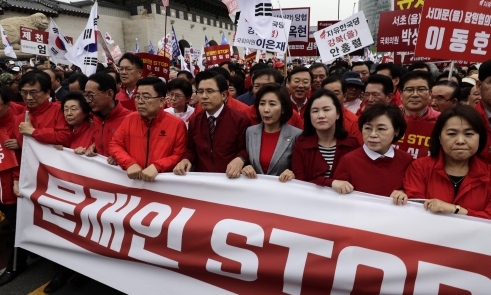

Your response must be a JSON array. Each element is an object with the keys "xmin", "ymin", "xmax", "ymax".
[
  {"xmin": 204, "ymin": 44, "xmax": 231, "ymax": 67},
  {"xmin": 272, "ymin": 7, "xmax": 309, "ymax": 42},
  {"xmin": 314, "ymin": 11, "xmax": 373, "ymax": 63},
  {"xmin": 135, "ymin": 52, "xmax": 170, "ymax": 80},
  {"xmin": 289, "ymin": 37, "xmax": 318, "ymax": 57},
  {"xmin": 317, "ymin": 20, "xmax": 339, "ymax": 31},
  {"xmin": 415, "ymin": 0, "xmax": 491, "ymax": 62},
  {"xmin": 378, "ymin": 8, "xmax": 422, "ymax": 52},
  {"xmin": 394, "ymin": 0, "xmax": 424, "ymax": 11},
  {"xmin": 234, "ymin": 15, "xmax": 291, "ymax": 53},
  {"xmin": 17, "ymin": 137, "xmax": 491, "ymax": 295},
  {"xmin": 245, "ymin": 51, "xmax": 257, "ymax": 68},
  {"xmin": 20, "ymin": 27, "xmax": 49, "ymax": 56}
]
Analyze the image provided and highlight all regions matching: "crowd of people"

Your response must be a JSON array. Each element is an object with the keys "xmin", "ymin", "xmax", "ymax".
[{"xmin": 1, "ymin": 53, "xmax": 491, "ymax": 292}]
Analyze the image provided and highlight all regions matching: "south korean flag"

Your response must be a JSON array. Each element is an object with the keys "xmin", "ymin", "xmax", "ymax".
[
  {"xmin": 236, "ymin": 0, "xmax": 273, "ymax": 39},
  {"xmin": 65, "ymin": 2, "xmax": 99, "ymax": 76},
  {"xmin": 48, "ymin": 18, "xmax": 73, "ymax": 66}
]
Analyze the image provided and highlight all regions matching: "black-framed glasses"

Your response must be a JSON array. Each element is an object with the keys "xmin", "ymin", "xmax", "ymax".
[{"xmin": 402, "ymin": 87, "xmax": 429, "ymax": 94}]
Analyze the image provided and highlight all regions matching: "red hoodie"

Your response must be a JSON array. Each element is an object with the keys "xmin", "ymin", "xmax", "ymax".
[{"xmin": 0, "ymin": 108, "xmax": 20, "ymax": 205}]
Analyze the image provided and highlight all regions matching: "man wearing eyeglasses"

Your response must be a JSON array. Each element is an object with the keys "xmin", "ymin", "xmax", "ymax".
[
  {"xmin": 430, "ymin": 80, "xmax": 460, "ymax": 113},
  {"xmin": 115, "ymin": 53, "xmax": 143, "ymax": 111},
  {"xmin": 83, "ymin": 72, "xmax": 132, "ymax": 159},
  {"xmin": 357, "ymin": 74, "xmax": 394, "ymax": 114},
  {"xmin": 109, "ymin": 77, "xmax": 187, "ymax": 181},
  {"xmin": 0, "ymin": 70, "xmax": 71, "ymax": 287},
  {"xmin": 396, "ymin": 71, "xmax": 439, "ymax": 159},
  {"xmin": 174, "ymin": 71, "xmax": 250, "ymax": 178}
]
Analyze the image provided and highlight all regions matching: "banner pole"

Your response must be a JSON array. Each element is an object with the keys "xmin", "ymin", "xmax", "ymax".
[
  {"xmin": 448, "ymin": 61, "xmax": 455, "ymax": 79},
  {"xmin": 276, "ymin": 0, "xmax": 292, "ymax": 63}
]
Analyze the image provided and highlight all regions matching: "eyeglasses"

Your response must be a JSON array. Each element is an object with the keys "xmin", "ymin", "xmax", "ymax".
[
  {"xmin": 362, "ymin": 126, "xmax": 393, "ymax": 135},
  {"xmin": 196, "ymin": 89, "xmax": 221, "ymax": 95},
  {"xmin": 118, "ymin": 67, "xmax": 136, "ymax": 72},
  {"xmin": 167, "ymin": 92, "xmax": 185, "ymax": 99},
  {"xmin": 432, "ymin": 96, "xmax": 453, "ymax": 103},
  {"xmin": 402, "ymin": 87, "xmax": 429, "ymax": 94},
  {"xmin": 20, "ymin": 90, "xmax": 42, "ymax": 97},
  {"xmin": 363, "ymin": 92, "xmax": 382, "ymax": 99},
  {"xmin": 83, "ymin": 91, "xmax": 105, "ymax": 101},
  {"xmin": 135, "ymin": 94, "xmax": 160, "ymax": 101}
]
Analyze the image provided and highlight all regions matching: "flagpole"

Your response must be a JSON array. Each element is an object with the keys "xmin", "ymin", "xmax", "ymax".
[
  {"xmin": 164, "ymin": 5, "xmax": 168, "ymax": 41},
  {"xmin": 276, "ymin": 0, "xmax": 292, "ymax": 64}
]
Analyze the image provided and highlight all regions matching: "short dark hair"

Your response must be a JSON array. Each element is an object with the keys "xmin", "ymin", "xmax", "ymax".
[
  {"xmin": 18, "ymin": 70, "xmax": 52, "ymax": 93},
  {"xmin": 399, "ymin": 70, "xmax": 434, "ymax": 91},
  {"xmin": 429, "ymin": 104, "xmax": 487, "ymax": 157},
  {"xmin": 375, "ymin": 63, "xmax": 402, "ymax": 79},
  {"xmin": 0, "ymin": 88, "xmax": 11, "ymax": 104},
  {"xmin": 44, "ymin": 68, "xmax": 63, "ymax": 83},
  {"xmin": 220, "ymin": 61, "xmax": 237, "ymax": 73},
  {"xmin": 302, "ymin": 88, "xmax": 347, "ymax": 139},
  {"xmin": 177, "ymin": 70, "xmax": 194, "ymax": 82},
  {"xmin": 254, "ymin": 83, "xmax": 292, "ymax": 125},
  {"xmin": 118, "ymin": 52, "xmax": 143, "ymax": 69},
  {"xmin": 321, "ymin": 76, "xmax": 347, "ymax": 94},
  {"xmin": 286, "ymin": 66, "xmax": 313, "ymax": 83},
  {"xmin": 208, "ymin": 66, "xmax": 231, "ymax": 82},
  {"xmin": 292, "ymin": 58, "xmax": 302, "ymax": 64},
  {"xmin": 61, "ymin": 91, "xmax": 91, "ymax": 117},
  {"xmin": 436, "ymin": 71, "xmax": 462, "ymax": 86},
  {"xmin": 195, "ymin": 70, "xmax": 228, "ymax": 93},
  {"xmin": 433, "ymin": 80, "xmax": 461, "ymax": 101},
  {"xmin": 167, "ymin": 77, "xmax": 193, "ymax": 98},
  {"xmin": 358, "ymin": 103, "xmax": 406, "ymax": 143},
  {"xmin": 309, "ymin": 63, "xmax": 328, "ymax": 75},
  {"xmin": 67, "ymin": 73, "xmax": 88, "ymax": 92},
  {"xmin": 253, "ymin": 68, "xmax": 282, "ymax": 84},
  {"xmin": 459, "ymin": 86, "xmax": 472, "ymax": 103},
  {"xmin": 104, "ymin": 68, "xmax": 121, "ymax": 84},
  {"xmin": 87, "ymin": 72, "xmax": 117, "ymax": 96},
  {"xmin": 351, "ymin": 61, "xmax": 369, "ymax": 71},
  {"xmin": 408, "ymin": 62, "xmax": 431, "ymax": 72},
  {"xmin": 328, "ymin": 65, "xmax": 347, "ymax": 77},
  {"xmin": 366, "ymin": 74, "xmax": 394, "ymax": 95},
  {"xmin": 229, "ymin": 75, "xmax": 245, "ymax": 97},
  {"xmin": 136, "ymin": 77, "xmax": 167, "ymax": 97}
]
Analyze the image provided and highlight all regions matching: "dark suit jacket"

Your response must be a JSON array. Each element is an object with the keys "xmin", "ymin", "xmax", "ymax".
[
  {"xmin": 55, "ymin": 87, "xmax": 69, "ymax": 102},
  {"xmin": 183, "ymin": 105, "xmax": 250, "ymax": 172},
  {"xmin": 246, "ymin": 123, "xmax": 302, "ymax": 176}
]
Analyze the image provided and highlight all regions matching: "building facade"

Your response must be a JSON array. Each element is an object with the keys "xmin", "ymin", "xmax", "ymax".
[{"xmin": 358, "ymin": 0, "xmax": 392, "ymax": 48}]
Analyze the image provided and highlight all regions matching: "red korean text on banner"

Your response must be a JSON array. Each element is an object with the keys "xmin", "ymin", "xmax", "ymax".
[
  {"xmin": 378, "ymin": 8, "xmax": 422, "ymax": 53},
  {"xmin": 394, "ymin": 0, "xmax": 424, "ymax": 11},
  {"xmin": 395, "ymin": 120, "xmax": 435, "ymax": 159},
  {"xmin": 135, "ymin": 53, "xmax": 170, "ymax": 81},
  {"xmin": 245, "ymin": 51, "xmax": 257, "ymax": 69},
  {"xmin": 204, "ymin": 45, "xmax": 231, "ymax": 68},
  {"xmin": 415, "ymin": 0, "xmax": 491, "ymax": 63},
  {"xmin": 0, "ymin": 133, "xmax": 18, "ymax": 172}
]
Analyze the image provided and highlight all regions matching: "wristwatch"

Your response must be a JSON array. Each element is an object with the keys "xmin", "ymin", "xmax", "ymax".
[{"xmin": 454, "ymin": 205, "xmax": 461, "ymax": 214}]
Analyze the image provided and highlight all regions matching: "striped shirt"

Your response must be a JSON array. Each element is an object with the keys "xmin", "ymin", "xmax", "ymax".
[{"xmin": 319, "ymin": 145, "xmax": 336, "ymax": 178}]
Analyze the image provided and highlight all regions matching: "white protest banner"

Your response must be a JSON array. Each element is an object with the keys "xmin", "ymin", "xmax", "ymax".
[
  {"xmin": 314, "ymin": 11, "xmax": 373, "ymax": 63},
  {"xmin": 17, "ymin": 137, "xmax": 491, "ymax": 295},
  {"xmin": 272, "ymin": 7, "xmax": 310, "ymax": 42},
  {"xmin": 234, "ymin": 14, "xmax": 291, "ymax": 53},
  {"xmin": 20, "ymin": 27, "xmax": 48, "ymax": 56}
]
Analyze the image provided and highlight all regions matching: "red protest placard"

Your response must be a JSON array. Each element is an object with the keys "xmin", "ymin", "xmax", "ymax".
[
  {"xmin": 204, "ymin": 45, "xmax": 231, "ymax": 67},
  {"xmin": 317, "ymin": 20, "xmax": 338, "ymax": 31},
  {"xmin": 415, "ymin": 1, "xmax": 491, "ymax": 62},
  {"xmin": 135, "ymin": 53, "xmax": 170, "ymax": 81},
  {"xmin": 245, "ymin": 51, "xmax": 256, "ymax": 69},
  {"xmin": 288, "ymin": 37, "xmax": 318, "ymax": 57},
  {"xmin": 0, "ymin": 133, "xmax": 18, "ymax": 172},
  {"xmin": 378, "ymin": 8, "xmax": 422, "ymax": 52},
  {"xmin": 393, "ymin": 0, "xmax": 424, "ymax": 11}
]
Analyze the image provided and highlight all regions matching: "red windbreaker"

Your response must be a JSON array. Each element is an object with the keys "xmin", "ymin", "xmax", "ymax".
[
  {"xmin": 475, "ymin": 101, "xmax": 491, "ymax": 164},
  {"xmin": 70, "ymin": 120, "xmax": 96, "ymax": 150},
  {"xmin": 0, "ymin": 108, "xmax": 20, "ymax": 205},
  {"xmin": 92, "ymin": 101, "xmax": 132, "ymax": 157},
  {"xmin": 109, "ymin": 111, "xmax": 187, "ymax": 172}
]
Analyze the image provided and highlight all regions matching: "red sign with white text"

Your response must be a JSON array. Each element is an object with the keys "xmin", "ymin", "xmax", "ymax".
[
  {"xmin": 378, "ymin": 8, "xmax": 422, "ymax": 52},
  {"xmin": 289, "ymin": 37, "xmax": 318, "ymax": 57},
  {"xmin": 415, "ymin": 0, "xmax": 491, "ymax": 62},
  {"xmin": 395, "ymin": 120, "xmax": 435, "ymax": 159},
  {"xmin": 204, "ymin": 45, "xmax": 231, "ymax": 67},
  {"xmin": 135, "ymin": 53, "xmax": 170, "ymax": 80}
]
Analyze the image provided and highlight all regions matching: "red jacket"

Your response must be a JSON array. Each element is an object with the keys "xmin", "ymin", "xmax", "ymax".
[
  {"xmin": 193, "ymin": 94, "xmax": 250, "ymax": 116},
  {"xmin": 404, "ymin": 152, "xmax": 491, "ymax": 219},
  {"xmin": 0, "ymin": 108, "xmax": 20, "ymax": 205},
  {"xmin": 115, "ymin": 86, "xmax": 137, "ymax": 111},
  {"xmin": 183, "ymin": 105, "xmax": 250, "ymax": 172},
  {"xmin": 10, "ymin": 102, "xmax": 26, "ymax": 115},
  {"xmin": 343, "ymin": 108, "xmax": 363, "ymax": 144},
  {"xmin": 109, "ymin": 111, "xmax": 187, "ymax": 172},
  {"xmin": 292, "ymin": 133, "xmax": 360, "ymax": 187},
  {"xmin": 13, "ymin": 100, "xmax": 71, "ymax": 148},
  {"xmin": 246, "ymin": 105, "xmax": 304, "ymax": 129},
  {"xmin": 475, "ymin": 101, "xmax": 491, "ymax": 164},
  {"xmin": 70, "ymin": 120, "xmax": 96, "ymax": 150},
  {"xmin": 92, "ymin": 101, "xmax": 132, "ymax": 157}
]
